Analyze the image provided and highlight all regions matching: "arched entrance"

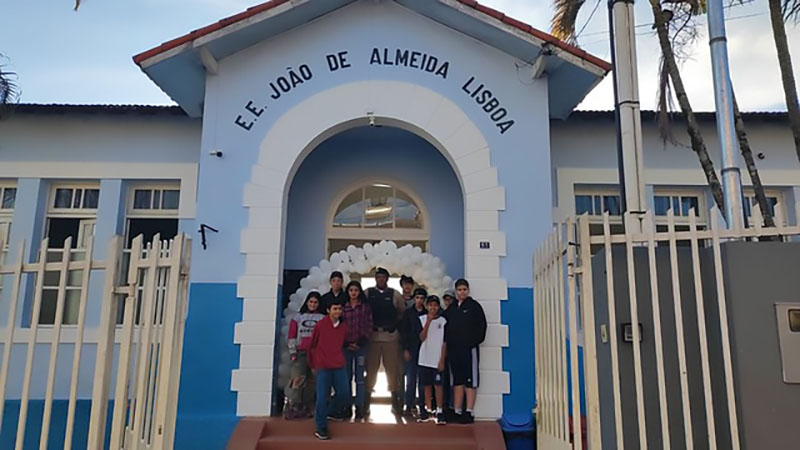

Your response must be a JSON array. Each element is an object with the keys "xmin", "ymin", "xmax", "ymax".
[{"xmin": 236, "ymin": 81, "xmax": 509, "ymax": 419}]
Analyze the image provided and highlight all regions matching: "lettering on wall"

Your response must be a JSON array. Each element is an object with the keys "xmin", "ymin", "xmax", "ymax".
[{"xmin": 233, "ymin": 48, "xmax": 515, "ymax": 135}]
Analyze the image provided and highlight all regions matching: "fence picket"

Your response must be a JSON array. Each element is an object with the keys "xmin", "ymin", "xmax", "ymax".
[
  {"xmin": 87, "ymin": 236, "xmax": 123, "ymax": 450},
  {"xmin": 578, "ymin": 216, "xmax": 601, "ymax": 449},
  {"xmin": 40, "ymin": 237, "xmax": 74, "ymax": 450},
  {"xmin": 623, "ymin": 212, "xmax": 648, "ymax": 450},
  {"xmin": 709, "ymin": 209, "xmax": 741, "ymax": 450},
  {"xmin": 688, "ymin": 211, "xmax": 718, "ymax": 450},
  {"xmin": 643, "ymin": 212, "xmax": 671, "ymax": 448},
  {"xmin": 0, "ymin": 242, "xmax": 26, "ymax": 436},
  {"xmin": 567, "ymin": 218, "xmax": 582, "ymax": 450},
  {"xmin": 110, "ymin": 235, "xmax": 144, "ymax": 449},
  {"xmin": 556, "ymin": 226, "xmax": 569, "ymax": 440},
  {"xmin": 15, "ymin": 240, "xmax": 50, "ymax": 450},
  {"xmin": 602, "ymin": 213, "xmax": 624, "ymax": 450},
  {"xmin": 666, "ymin": 209, "xmax": 694, "ymax": 450}
]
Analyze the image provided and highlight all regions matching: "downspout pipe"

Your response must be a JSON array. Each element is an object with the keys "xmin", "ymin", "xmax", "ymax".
[
  {"xmin": 707, "ymin": 0, "xmax": 745, "ymax": 229},
  {"xmin": 610, "ymin": 0, "xmax": 647, "ymax": 232}
]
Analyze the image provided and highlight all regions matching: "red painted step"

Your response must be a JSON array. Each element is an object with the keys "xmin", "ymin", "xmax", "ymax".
[{"xmin": 228, "ymin": 417, "xmax": 506, "ymax": 450}]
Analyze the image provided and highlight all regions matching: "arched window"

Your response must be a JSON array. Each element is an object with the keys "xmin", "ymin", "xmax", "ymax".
[{"xmin": 327, "ymin": 181, "xmax": 429, "ymax": 255}]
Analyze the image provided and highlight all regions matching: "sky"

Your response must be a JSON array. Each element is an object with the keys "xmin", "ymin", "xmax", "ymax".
[{"xmin": 0, "ymin": 0, "xmax": 798, "ymax": 112}]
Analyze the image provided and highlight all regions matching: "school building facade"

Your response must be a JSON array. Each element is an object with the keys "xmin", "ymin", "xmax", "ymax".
[{"xmin": 1, "ymin": 0, "xmax": 799, "ymax": 448}]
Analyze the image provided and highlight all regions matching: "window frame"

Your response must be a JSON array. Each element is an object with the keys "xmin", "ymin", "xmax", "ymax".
[
  {"xmin": 742, "ymin": 188, "xmax": 785, "ymax": 224},
  {"xmin": 126, "ymin": 183, "xmax": 181, "ymax": 219},
  {"xmin": 326, "ymin": 179, "xmax": 430, "ymax": 256},
  {"xmin": 574, "ymin": 186, "xmax": 624, "ymax": 223},
  {"xmin": 47, "ymin": 183, "xmax": 101, "ymax": 218},
  {"xmin": 652, "ymin": 188, "xmax": 708, "ymax": 226}
]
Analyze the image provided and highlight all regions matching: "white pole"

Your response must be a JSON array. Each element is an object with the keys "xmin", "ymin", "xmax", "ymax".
[
  {"xmin": 707, "ymin": 0, "xmax": 745, "ymax": 229},
  {"xmin": 610, "ymin": 0, "xmax": 647, "ymax": 232}
]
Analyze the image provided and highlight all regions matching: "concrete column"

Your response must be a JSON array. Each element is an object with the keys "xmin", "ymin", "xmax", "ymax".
[
  {"xmin": 84, "ymin": 179, "xmax": 125, "ymax": 327},
  {"xmin": 6, "ymin": 179, "xmax": 49, "ymax": 326}
]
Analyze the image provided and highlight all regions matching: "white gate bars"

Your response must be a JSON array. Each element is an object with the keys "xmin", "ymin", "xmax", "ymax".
[
  {"xmin": 534, "ymin": 204, "xmax": 800, "ymax": 450},
  {"xmin": 0, "ymin": 233, "xmax": 191, "ymax": 450}
]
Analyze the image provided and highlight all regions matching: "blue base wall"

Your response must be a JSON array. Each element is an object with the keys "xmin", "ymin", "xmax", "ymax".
[
  {"xmin": 502, "ymin": 287, "xmax": 535, "ymax": 415},
  {"xmin": 0, "ymin": 400, "xmax": 112, "ymax": 450},
  {"xmin": 173, "ymin": 283, "xmax": 241, "ymax": 449}
]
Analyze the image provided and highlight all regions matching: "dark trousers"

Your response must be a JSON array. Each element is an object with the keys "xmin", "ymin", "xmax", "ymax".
[
  {"xmin": 403, "ymin": 348, "xmax": 424, "ymax": 410},
  {"xmin": 315, "ymin": 368, "xmax": 350, "ymax": 432},
  {"xmin": 344, "ymin": 344, "xmax": 368, "ymax": 410}
]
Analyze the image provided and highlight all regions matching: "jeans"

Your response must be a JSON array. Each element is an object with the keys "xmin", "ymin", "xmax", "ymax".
[
  {"xmin": 344, "ymin": 344, "xmax": 368, "ymax": 410},
  {"xmin": 315, "ymin": 367, "xmax": 351, "ymax": 432},
  {"xmin": 403, "ymin": 348, "xmax": 424, "ymax": 410}
]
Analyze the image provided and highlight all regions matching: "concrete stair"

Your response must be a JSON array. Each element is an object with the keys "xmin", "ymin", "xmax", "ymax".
[{"xmin": 227, "ymin": 417, "xmax": 506, "ymax": 450}]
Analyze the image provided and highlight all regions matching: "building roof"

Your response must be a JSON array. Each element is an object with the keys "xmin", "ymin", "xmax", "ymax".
[
  {"xmin": 131, "ymin": 0, "xmax": 611, "ymax": 118},
  {"xmin": 133, "ymin": 0, "xmax": 610, "ymax": 71},
  {"xmin": 6, "ymin": 104, "xmax": 790, "ymax": 123},
  {"xmin": 7, "ymin": 103, "xmax": 186, "ymax": 116}
]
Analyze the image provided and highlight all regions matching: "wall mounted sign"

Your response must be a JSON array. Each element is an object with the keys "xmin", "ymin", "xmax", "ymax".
[{"xmin": 234, "ymin": 48, "xmax": 516, "ymax": 135}]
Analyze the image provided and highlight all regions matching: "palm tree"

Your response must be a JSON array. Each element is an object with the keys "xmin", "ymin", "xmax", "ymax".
[
  {"xmin": 768, "ymin": 0, "xmax": 800, "ymax": 163},
  {"xmin": 552, "ymin": 0, "xmax": 777, "ymax": 225}
]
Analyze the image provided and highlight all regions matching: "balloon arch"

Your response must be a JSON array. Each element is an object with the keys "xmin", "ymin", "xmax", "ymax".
[{"xmin": 276, "ymin": 240, "xmax": 452, "ymax": 387}]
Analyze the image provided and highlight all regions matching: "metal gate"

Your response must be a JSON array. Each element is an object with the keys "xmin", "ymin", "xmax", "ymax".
[
  {"xmin": 0, "ymin": 233, "xmax": 191, "ymax": 450},
  {"xmin": 534, "ymin": 204, "xmax": 800, "ymax": 449}
]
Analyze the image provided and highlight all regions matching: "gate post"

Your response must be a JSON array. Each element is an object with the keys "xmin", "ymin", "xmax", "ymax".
[{"xmin": 87, "ymin": 236, "xmax": 123, "ymax": 450}]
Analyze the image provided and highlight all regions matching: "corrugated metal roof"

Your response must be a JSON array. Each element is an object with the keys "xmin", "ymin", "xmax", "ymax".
[
  {"xmin": 5, "ymin": 104, "xmax": 789, "ymax": 122},
  {"xmin": 5, "ymin": 104, "xmax": 187, "ymax": 116}
]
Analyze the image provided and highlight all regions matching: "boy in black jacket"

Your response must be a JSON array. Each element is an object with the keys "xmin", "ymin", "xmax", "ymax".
[
  {"xmin": 400, "ymin": 287, "xmax": 427, "ymax": 417},
  {"xmin": 445, "ymin": 279, "xmax": 487, "ymax": 424}
]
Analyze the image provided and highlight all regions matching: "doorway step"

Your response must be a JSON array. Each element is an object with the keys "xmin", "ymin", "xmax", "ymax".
[{"xmin": 227, "ymin": 417, "xmax": 505, "ymax": 449}]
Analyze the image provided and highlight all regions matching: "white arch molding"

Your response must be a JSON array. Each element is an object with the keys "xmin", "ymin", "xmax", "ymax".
[{"xmin": 235, "ymin": 80, "xmax": 510, "ymax": 419}]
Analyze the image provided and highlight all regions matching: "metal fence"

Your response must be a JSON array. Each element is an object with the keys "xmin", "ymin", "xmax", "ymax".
[
  {"xmin": 534, "ymin": 205, "xmax": 800, "ymax": 450},
  {"xmin": 0, "ymin": 233, "xmax": 191, "ymax": 450}
]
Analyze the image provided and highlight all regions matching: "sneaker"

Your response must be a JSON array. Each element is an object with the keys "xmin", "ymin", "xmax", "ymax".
[
  {"xmin": 354, "ymin": 407, "xmax": 364, "ymax": 421},
  {"xmin": 460, "ymin": 412, "xmax": 474, "ymax": 424},
  {"xmin": 403, "ymin": 407, "xmax": 415, "ymax": 418},
  {"xmin": 416, "ymin": 409, "xmax": 429, "ymax": 422},
  {"xmin": 435, "ymin": 412, "xmax": 447, "ymax": 425},
  {"xmin": 327, "ymin": 412, "xmax": 346, "ymax": 422},
  {"xmin": 314, "ymin": 430, "xmax": 330, "ymax": 440}
]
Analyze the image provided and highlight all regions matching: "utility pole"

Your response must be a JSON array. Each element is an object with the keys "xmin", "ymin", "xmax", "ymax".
[
  {"xmin": 707, "ymin": 0, "xmax": 745, "ymax": 228},
  {"xmin": 609, "ymin": 0, "xmax": 646, "ymax": 232}
]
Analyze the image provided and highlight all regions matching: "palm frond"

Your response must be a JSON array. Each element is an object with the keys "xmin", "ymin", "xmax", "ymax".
[
  {"xmin": 784, "ymin": 0, "xmax": 800, "ymax": 22},
  {"xmin": 551, "ymin": 0, "xmax": 586, "ymax": 42},
  {"xmin": 656, "ymin": 57, "xmax": 677, "ymax": 145},
  {"xmin": 0, "ymin": 54, "xmax": 20, "ymax": 119}
]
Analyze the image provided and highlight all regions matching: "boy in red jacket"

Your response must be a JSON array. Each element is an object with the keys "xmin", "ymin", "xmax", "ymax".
[{"xmin": 308, "ymin": 303, "xmax": 350, "ymax": 440}]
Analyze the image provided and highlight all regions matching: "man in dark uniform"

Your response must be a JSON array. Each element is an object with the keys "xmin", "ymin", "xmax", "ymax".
[
  {"xmin": 364, "ymin": 267, "xmax": 406, "ymax": 415},
  {"xmin": 320, "ymin": 271, "xmax": 347, "ymax": 311}
]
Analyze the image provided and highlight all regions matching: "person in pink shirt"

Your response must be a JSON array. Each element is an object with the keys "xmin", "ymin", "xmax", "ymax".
[{"xmin": 284, "ymin": 291, "xmax": 324, "ymax": 420}]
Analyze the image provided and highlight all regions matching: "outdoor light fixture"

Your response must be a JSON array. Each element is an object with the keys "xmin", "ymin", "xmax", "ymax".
[{"xmin": 365, "ymin": 205, "xmax": 392, "ymax": 217}]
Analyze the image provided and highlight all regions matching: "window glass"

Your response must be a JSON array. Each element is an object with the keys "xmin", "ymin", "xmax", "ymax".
[
  {"xmin": 153, "ymin": 190, "xmax": 162, "ymax": 209},
  {"xmin": 603, "ymin": 195, "xmax": 621, "ymax": 215},
  {"xmin": 83, "ymin": 189, "xmax": 100, "ymax": 209},
  {"xmin": 2, "ymin": 188, "xmax": 16, "ymax": 209},
  {"xmin": 654, "ymin": 196, "xmax": 670, "ymax": 216},
  {"xmin": 575, "ymin": 195, "xmax": 593, "ymax": 215},
  {"xmin": 134, "ymin": 190, "xmax": 152, "ymax": 209},
  {"xmin": 54, "ymin": 189, "xmax": 73, "ymax": 208},
  {"xmin": 162, "ymin": 190, "xmax": 180, "ymax": 210},
  {"xmin": 364, "ymin": 184, "xmax": 393, "ymax": 228},
  {"xmin": 72, "ymin": 189, "xmax": 83, "ymax": 209},
  {"xmin": 333, "ymin": 189, "xmax": 365, "ymax": 227},
  {"xmin": 681, "ymin": 196, "xmax": 699, "ymax": 216},
  {"xmin": 394, "ymin": 189, "xmax": 421, "ymax": 229},
  {"xmin": 790, "ymin": 310, "xmax": 800, "ymax": 333},
  {"xmin": 127, "ymin": 218, "xmax": 179, "ymax": 248}
]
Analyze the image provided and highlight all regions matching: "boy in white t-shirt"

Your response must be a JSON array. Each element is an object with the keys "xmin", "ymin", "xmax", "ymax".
[{"xmin": 417, "ymin": 295, "xmax": 448, "ymax": 424}]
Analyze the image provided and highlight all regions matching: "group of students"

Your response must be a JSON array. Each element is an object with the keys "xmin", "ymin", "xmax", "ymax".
[{"xmin": 284, "ymin": 268, "xmax": 488, "ymax": 441}]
